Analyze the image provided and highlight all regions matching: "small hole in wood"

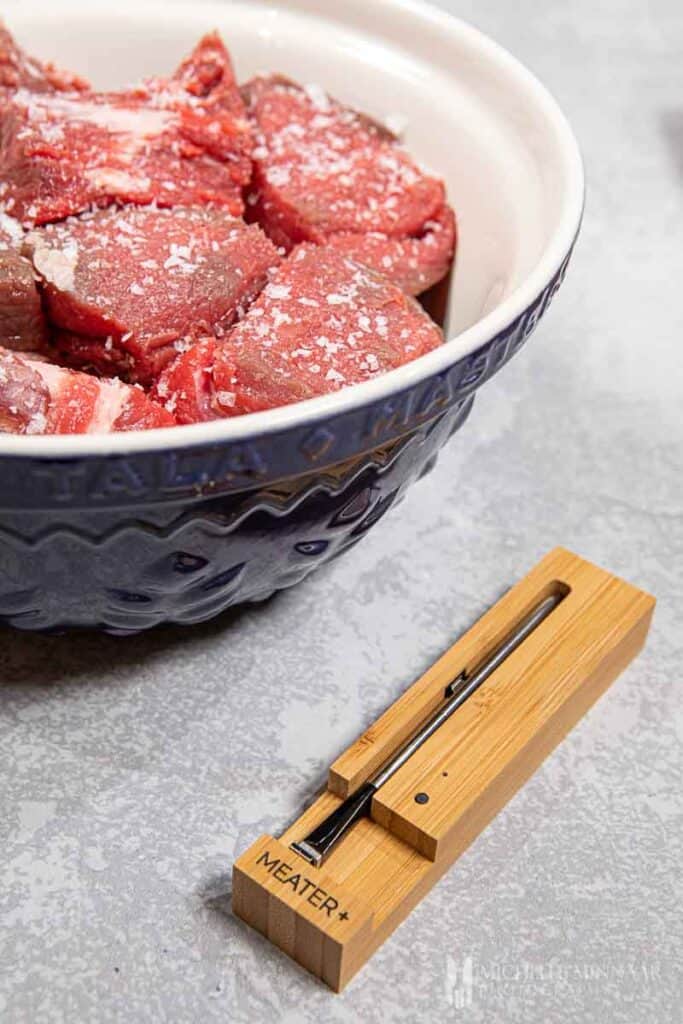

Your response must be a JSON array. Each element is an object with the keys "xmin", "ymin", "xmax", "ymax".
[{"xmin": 414, "ymin": 792, "xmax": 430, "ymax": 804}]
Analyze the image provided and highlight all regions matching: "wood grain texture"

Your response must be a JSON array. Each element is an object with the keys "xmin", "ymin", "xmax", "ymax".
[{"xmin": 232, "ymin": 549, "xmax": 655, "ymax": 992}]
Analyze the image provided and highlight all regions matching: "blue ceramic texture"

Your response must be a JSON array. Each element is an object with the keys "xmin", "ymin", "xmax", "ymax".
[{"xmin": 0, "ymin": 249, "xmax": 572, "ymax": 632}]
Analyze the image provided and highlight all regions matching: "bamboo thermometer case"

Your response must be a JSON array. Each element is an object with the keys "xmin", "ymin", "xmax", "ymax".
[{"xmin": 232, "ymin": 548, "xmax": 655, "ymax": 991}]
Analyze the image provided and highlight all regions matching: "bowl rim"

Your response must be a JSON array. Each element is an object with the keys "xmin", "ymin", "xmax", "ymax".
[{"xmin": 0, "ymin": 0, "xmax": 584, "ymax": 458}]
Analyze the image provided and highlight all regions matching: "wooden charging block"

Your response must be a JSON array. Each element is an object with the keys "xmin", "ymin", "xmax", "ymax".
[{"xmin": 232, "ymin": 548, "xmax": 655, "ymax": 991}]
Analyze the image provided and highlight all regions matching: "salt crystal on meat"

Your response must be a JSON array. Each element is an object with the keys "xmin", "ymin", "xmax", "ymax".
[
  {"xmin": 24, "ymin": 205, "xmax": 281, "ymax": 384},
  {"xmin": 0, "ymin": 32, "xmax": 253, "ymax": 225},
  {"xmin": 155, "ymin": 244, "xmax": 442, "ymax": 423},
  {"xmin": 0, "ymin": 346, "xmax": 175, "ymax": 434},
  {"xmin": 242, "ymin": 74, "xmax": 456, "ymax": 295}
]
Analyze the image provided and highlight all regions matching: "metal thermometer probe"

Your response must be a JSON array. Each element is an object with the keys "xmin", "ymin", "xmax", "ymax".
[{"xmin": 290, "ymin": 590, "xmax": 564, "ymax": 867}]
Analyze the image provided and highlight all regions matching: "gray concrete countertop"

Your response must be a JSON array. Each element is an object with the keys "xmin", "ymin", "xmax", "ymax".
[{"xmin": 1, "ymin": 1, "xmax": 681, "ymax": 1021}]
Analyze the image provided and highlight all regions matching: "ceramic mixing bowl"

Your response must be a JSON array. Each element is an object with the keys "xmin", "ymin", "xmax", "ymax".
[{"xmin": 0, "ymin": 0, "xmax": 583, "ymax": 631}]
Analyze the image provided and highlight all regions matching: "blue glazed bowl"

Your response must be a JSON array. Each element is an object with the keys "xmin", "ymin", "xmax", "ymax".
[{"xmin": 0, "ymin": 0, "xmax": 583, "ymax": 632}]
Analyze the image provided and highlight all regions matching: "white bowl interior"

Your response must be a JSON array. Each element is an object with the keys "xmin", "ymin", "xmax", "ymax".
[{"xmin": 0, "ymin": 0, "xmax": 582, "ymax": 455}]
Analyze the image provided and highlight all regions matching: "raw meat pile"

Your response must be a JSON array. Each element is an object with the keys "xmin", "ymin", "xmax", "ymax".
[{"xmin": 0, "ymin": 25, "xmax": 455, "ymax": 435}]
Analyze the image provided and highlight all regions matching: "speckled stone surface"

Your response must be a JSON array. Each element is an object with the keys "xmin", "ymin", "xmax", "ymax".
[{"xmin": 1, "ymin": 0, "xmax": 682, "ymax": 1020}]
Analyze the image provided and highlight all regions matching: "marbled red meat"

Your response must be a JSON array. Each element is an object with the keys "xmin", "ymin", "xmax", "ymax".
[
  {"xmin": 0, "ymin": 22, "xmax": 89, "ymax": 94},
  {"xmin": 0, "ymin": 33, "xmax": 253, "ymax": 225},
  {"xmin": 24, "ymin": 205, "xmax": 281, "ymax": 384},
  {"xmin": 242, "ymin": 75, "xmax": 455, "ymax": 294},
  {"xmin": 155, "ymin": 243, "xmax": 443, "ymax": 422},
  {"xmin": 0, "ymin": 347, "xmax": 175, "ymax": 434}
]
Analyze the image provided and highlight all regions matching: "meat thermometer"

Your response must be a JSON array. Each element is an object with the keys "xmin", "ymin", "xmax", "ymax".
[{"xmin": 290, "ymin": 590, "xmax": 564, "ymax": 867}]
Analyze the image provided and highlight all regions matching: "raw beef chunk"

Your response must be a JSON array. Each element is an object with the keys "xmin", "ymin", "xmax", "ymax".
[
  {"xmin": 0, "ymin": 249, "xmax": 46, "ymax": 350},
  {"xmin": 0, "ymin": 347, "xmax": 175, "ymax": 434},
  {"xmin": 242, "ymin": 75, "xmax": 455, "ymax": 295},
  {"xmin": 0, "ymin": 33, "xmax": 253, "ymax": 225},
  {"xmin": 24, "ymin": 205, "xmax": 281, "ymax": 384},
  {"xmin": 325, "ymin": 205, "xmax": 456, "ymax": 298},
  {"xmin": 155, "ymin": 243, "xmax": 443, "ymax": 422},
  {"xmin": 0, "ymin": 212, "xmax": 46, "ymax": 350},
  {"xmin": 0, "ymin": 23, "xmax": 89, "ymax": 94}
]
